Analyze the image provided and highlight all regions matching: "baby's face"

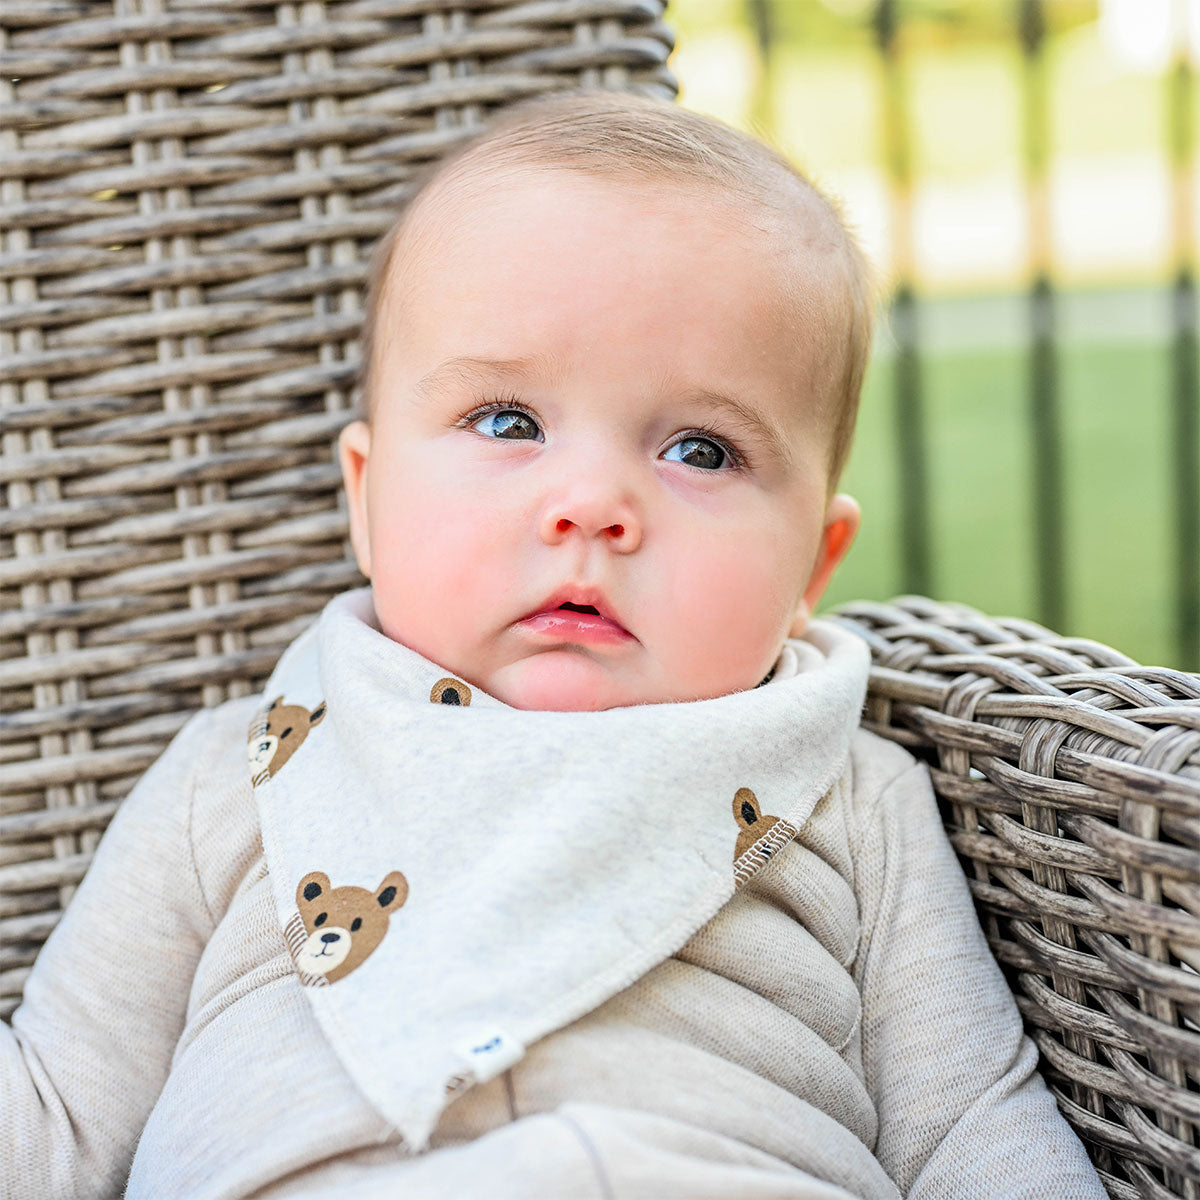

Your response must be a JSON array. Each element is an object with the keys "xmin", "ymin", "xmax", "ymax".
[{"xmin": 340, "ymin": 168, "xmax": 859, "ymax": 710}]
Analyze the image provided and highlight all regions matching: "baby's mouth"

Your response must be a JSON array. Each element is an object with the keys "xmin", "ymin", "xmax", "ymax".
[
  {"xmin": 517, "ymin": 587, "xmax": 633, "ymax": 638},
  {"xmin": 517, "ymin": 603, "xmax": 634, "ymax": 643}
]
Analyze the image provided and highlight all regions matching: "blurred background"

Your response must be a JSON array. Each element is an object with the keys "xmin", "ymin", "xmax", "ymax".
[{"xmin": 667, "ymin": 0, "xmax": 1199, "ymax": 669}]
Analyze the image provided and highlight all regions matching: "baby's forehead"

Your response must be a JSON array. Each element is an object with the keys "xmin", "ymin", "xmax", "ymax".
[
  {"xmin": 380, "ymin": 162, "xmax": 842, "ymax": 324},
  {"xmin": 365, "ymin": 158, "xmax": 857, "ymax": 450}
]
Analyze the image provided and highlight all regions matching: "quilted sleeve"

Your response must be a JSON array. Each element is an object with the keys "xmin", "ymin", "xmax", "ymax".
[
  {"xmin": 850, "ymin": 753, "xmax": 1107, "ymax": 1198},
  {"xmin": 2, "ymin": 707, "xmax": 219, "ymax": 1200}
]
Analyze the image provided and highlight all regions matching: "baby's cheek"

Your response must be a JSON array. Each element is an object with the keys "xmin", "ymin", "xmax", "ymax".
[
  {"xmin": 671, "ymin": 540, "xmax": 790, "ymax": 660},
  {"xmin": 368, "ymin": 501, "xmax": 507, "ymax": 647}
]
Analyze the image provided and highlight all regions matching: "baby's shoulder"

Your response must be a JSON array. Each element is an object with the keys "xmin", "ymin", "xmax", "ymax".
[
  {"xmin": 183, "ymin": 690, "xmax": 264, "ymax": 801},
  {"xmin": 843, "ymin": 723, "xmax": 928, "ymax": 813},
  {"xmin": 175, "ymin": 694, "xmax": 267, "ymax": 914},
  {"xmin": 175, "ymin": 693, "xmax": 263, "ymax": 797},
  {"xmin": 195, "ymin": 692, "xmax": 264, "ymax": 749}
]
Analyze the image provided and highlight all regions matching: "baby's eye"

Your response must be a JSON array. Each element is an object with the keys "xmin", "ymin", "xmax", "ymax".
[
  {"xmin": 467, "ymin": 404, "xmax": 543, "ymax": 441},
  {"xmin": 664, "ymin": 434, "xmax": 737, "ymax": 472},
  {"xmin": 462, "ymin": 401, "xmax": 741, "ymax": 471}
]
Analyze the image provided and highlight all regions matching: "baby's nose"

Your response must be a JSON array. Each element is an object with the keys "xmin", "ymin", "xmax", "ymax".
[
  {"xmin": 542, "ymin": 512, "xmax": 639, "ymax": 551},
  {"xmin": 558, "ymin": 517, "xmax": 623, "ymax": 537},
  {"xmin": 539, "ymin": 491, "xmax": 640, "ymax": 552}
]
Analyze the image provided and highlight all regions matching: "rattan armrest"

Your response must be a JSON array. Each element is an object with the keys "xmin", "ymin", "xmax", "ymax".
[{"xmin": 829, "ymin": 595, "xmax": 1200, "ymax": 1200}]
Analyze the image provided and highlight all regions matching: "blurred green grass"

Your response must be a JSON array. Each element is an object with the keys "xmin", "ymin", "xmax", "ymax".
[{"xmin": 822, "ymin": 328, "xmax": 1178, "ymax": 667}]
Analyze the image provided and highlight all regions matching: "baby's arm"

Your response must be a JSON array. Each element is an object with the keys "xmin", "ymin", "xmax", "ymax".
[
  {"xmin": 2, "ymin": 708, "xmax": 217, "ymax": 1199},
  {"xmin": 852, "ymin": 754, "xmax": 1107, "ymax": 1198}
]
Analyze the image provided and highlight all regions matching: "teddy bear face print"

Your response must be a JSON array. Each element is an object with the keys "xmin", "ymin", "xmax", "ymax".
[
  {"xmin": 247, "ymin": 697, "xmax": 326, "ymax": 786},
  {"xmin": 294, "ymin": 870, "xmax": 409, "ymax": 985}
]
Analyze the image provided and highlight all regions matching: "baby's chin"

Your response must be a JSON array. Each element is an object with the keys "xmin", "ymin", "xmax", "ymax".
[
  {"xmin": 491, "ymin": 651, "xmax": 657, "ymax": 712},
  {"xmin": 489, "ymin": 651, "xmax": 755, "ymax": 711}
]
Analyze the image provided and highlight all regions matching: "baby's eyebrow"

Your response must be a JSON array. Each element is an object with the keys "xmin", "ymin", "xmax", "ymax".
[
  {"xmin": 677, "ymin": 385, "xmax": 795, "ymax": 471},
  {"xmin": 414, "ymin": 355, "xmax": 561, "ymax": 401},
  {"xmin": 417, "ymin": 355, "xmax": 794, "ymax": 471}
]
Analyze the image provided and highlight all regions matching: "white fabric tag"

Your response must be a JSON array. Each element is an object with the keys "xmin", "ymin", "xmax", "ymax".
[{"xmin": 453, "ymin": 1029, "xmax": 525, "ymax": 1083}]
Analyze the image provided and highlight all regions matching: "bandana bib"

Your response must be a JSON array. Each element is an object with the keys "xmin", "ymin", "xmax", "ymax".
[{"xmin": 249, "ymin": 586, "xmax": 870, "ymax": 1152}]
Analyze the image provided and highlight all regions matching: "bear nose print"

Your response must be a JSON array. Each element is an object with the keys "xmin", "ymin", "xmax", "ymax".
[{"xmin": 320, "ymin": 932, "xmax": 340, "ymax": 944}]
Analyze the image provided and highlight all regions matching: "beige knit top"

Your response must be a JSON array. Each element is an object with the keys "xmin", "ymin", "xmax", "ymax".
[{"xmin": 3, "ymin": 606, "xmax": 1105, "ymax": 1199}]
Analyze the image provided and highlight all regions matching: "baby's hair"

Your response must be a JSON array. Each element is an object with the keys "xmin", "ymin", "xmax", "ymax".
[{"xmin": 357, "ymin": 88, "xmax": 876, "ymax": 493}]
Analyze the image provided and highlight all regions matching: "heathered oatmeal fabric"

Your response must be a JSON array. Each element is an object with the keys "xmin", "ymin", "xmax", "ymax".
[{"xmin": 2, "ymin": 589, "xmax": 1105, "ymax": 1199}]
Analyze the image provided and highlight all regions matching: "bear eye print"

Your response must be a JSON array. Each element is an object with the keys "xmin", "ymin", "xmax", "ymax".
[
  {"xmin": 314, "ymin": 912, "xmax": 327, "ymax": 926},
  {"xmin": 458, "ymin": 398, "xmax": 745, "ymax": 472},
  {"xmin": 280, "ymin": 726, "xmax": 292, "ymax": 739},
  {"xmin": 351, "ymin": 917, "xmax": 362, "ymax": 932}
]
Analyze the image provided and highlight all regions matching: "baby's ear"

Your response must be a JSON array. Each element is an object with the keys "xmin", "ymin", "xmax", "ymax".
[
  {"xmin": 794, "ymin": 494, "xmax": 861, "ymax": 634},
  {"xmin": 338, "ymin": 420, "xmax": 373, "ymax": 579}
]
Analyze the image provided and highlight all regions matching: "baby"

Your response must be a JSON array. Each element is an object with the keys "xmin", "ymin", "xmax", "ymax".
[{"xmin": 4, "ymin": 91, "xmax": 1105, "ymax": 1199}]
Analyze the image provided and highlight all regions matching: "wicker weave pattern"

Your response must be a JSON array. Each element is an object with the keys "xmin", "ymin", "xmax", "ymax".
[
  {"xmin": 829, "ymin": 596, "xmax": 1200, "ymax": 1200},
  {"xmin": 0, "ymin": 0, "xmax": 676, "ymax": 1016}
]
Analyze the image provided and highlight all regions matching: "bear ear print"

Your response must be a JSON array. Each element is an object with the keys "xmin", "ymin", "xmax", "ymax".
[
  {"xmin": 268, "ymin": 695, "xmax": 283, "ymax": 711},
  {"xmin": 310, "ymin": 701, "xmax": 326, "ymax": 726},
  {"xmin": 297, "ymin": 870, "xmax": 331, "ymax": 907},
  {"xmin": 375, "ymin": 870, "xmax": 409, "ymax": 913},
  {"xmin": 733, "ymin": 787, "xmax": 761, "ymax": 830},
  {"xmin": 429, "ymin": 677, "xmax": 472, "ymax": 707}
]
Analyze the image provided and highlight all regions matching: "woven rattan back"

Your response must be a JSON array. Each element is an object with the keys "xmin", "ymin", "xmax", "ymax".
[
  {"xmin": 1, "ymin": 0, "xmax": 675, "ymax": 1012},
  {"xmin": 830, "ymin": 597, "xmax": 1200, "ymax": 1200}
]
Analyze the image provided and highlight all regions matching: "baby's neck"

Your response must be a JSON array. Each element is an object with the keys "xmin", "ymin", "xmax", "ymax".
[{"xmin": 756, "ymin": 662, "xmax": 778, "ymax": 688}]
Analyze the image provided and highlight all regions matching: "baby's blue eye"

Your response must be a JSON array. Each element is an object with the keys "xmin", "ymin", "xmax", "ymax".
[
  {"xmin": 663, "ymin": 436, "xmax": 734, "ymax": 471},
  {"xmin": 470, "ymin": 408, "xmax": 541, "ymax": 441},
  {"xmin": 465, "ymin": 403, "xmax": 739, "ymax": 471}
]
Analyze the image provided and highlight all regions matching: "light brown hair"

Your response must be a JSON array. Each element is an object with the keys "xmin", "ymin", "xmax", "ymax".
[{"xmin": 357, "ymin": 88, "xmax": 875, "ymax": 493}]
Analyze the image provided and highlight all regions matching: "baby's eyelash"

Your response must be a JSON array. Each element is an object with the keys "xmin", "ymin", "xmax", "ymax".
[
  {"xmin": 456, "ymin": 393, "xmax": 747, "ymax": 471},
  {"xmin": 680, "ymin": 421, "xmax": 746, "ymax": 471},
  {"xmin": 456, "ymin": 391, "xmax": 534, "ymax": 427}
]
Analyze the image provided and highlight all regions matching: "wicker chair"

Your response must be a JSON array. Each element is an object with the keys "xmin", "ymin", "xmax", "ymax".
[{"xmin": 1, "ymin": 2, "xmax": 1196, "ymax": 1197}]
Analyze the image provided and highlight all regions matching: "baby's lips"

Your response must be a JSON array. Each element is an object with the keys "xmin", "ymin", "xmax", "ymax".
[
  {"xmin": 517, "ymin": 607, "xmax": 636, "ymax": 646},
  {"xmin": 521, "ymin": 584, "xmax": 630, "ymax": 634},
  {"xmin": 529, "ymin": 607, "xmax": 627, "ymax": 632}
]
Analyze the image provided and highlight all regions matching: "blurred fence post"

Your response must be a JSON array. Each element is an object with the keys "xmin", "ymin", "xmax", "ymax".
[
  {"xmin": 1167, "ymin": 3, "xmax": 1199, "ymax": 671},
  {"xmin": 1019, "ymin": 0, "xmax": 1067, "ymax": 636},
  {"xmin": 746, "ymin": 0, "xmax": 776, "ymax": 141},
  {"xmin": 874, "ymin": 0, "xmax": 932, "ymax": 598}
]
